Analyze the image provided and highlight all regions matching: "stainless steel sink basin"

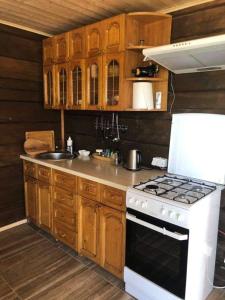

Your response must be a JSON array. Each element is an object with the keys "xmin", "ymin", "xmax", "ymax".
[{"xmin": 36, "ymin": 151, "xmax": 75, "ymax": 160}]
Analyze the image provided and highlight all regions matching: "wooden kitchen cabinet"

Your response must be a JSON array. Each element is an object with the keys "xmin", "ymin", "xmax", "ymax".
[
  {"xmin": 24, "ymin": 176, "xmax": 38, "ymax": 224},
  {"xmin": 69, "ymin": 27, "xmax": 86, "ymax": 60},
  {"xmin": 43, "ymin": 37, "xmax": 54, "ymax": 66},
  {"xmin": 86, "ymin": 56, "xmax": 103, "ymax": 110},
  {"xmin": 99, "ymin": 205, "xmax": 125, "ymax": 278},
  {"xmin": 78, "ymin": 196, "xmax": 100, "ymax": 263},
  {"xmin": 55, "ymin": 63, "xmax": 69, "ymax": 109},
  {"xmin": 68, "ymin": 59, "xmax": 86, "ymax": 109},
  {"xmin": 103, "ymin": 14, "xmax": 125, "ymax": 53},
  {"xmin": 86, "ymin": 21, "xmax": 103, "ymax": 57},
  {"xmin": 54, "ymin": 32, "xmax": 69, "ymax": 64},
  {"xmin": 37, "ymin": 181, "xmax": 52, "ymax": 231}
]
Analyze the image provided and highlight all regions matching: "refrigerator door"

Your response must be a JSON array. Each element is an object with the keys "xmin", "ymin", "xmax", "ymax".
[{"xmin": 168, "ymin": 113, "xmax": 225, "ymax": 184}]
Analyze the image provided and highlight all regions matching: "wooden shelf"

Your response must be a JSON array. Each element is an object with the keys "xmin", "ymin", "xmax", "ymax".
[
  {"xmin": 127, "ymin": 12, "xmax": 172, "ymax": 23},
  {"xmin": 126, "ymin": 77, "xmax": 164, "ymax": 82},
  {"xmin": 126, "ymin": 108, "xmax": 166, "ymax": 112},
  {"xmin": 126, "ymin": 45, "xmax": 153, "ymax": 50}
]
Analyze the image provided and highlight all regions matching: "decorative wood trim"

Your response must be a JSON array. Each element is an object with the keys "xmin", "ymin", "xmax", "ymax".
[
  {"xmin": 0, "ymin": 19, "xmax": 52, "ymax": 37},
  {"xmin": 0, "ymin": 219, "xmax": 27, "ymax": 232}
]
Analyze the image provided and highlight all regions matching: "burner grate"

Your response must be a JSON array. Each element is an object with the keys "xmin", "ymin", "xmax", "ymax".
[{"xmin": 133, "ymin": 174, "xmax": 216, "ymax": 204}]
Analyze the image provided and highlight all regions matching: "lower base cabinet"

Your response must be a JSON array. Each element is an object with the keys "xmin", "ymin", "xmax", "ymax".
[
  {"xmin": 78, "ymin": 196, "xmax": 100, "ymax": 263},
  {"xmin": 24, "ymin": 176, "xmax": 38, "ymax": 224},
  {"xmin": 23, "ymin": 161, "xmax": 126, "ymax": 279},
  {"xmin": 100, "ymin": 206, "xmax": 125, "ymax": 278},
  {"xmin": 37, "ymin": 181, "xmax": 52, "ymax": 231},
  {"xmin": 78, "ymin": 196, "xmax": 125, "ymax": 278}
]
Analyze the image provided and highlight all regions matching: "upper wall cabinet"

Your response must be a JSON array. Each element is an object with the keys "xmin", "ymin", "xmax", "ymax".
[
  {"xmin": 42, "ymin": 12, "xmax": 172, "ymax": 111},
  {"xmin": 103, "ymin": 14, "xmax": 125, "ymax": 53},
  {"xmin": 86, "ymin": 21, "xmax": 103, "ymax": 57},
  {"xmin": 54, "ymin": 32, "xmax": 70, "ymax": 64},
  {"xmin": 43, "ymin": 38, "xmax": 54, "ymax": 66},
  {"xmin": 69, "ymin": 27, "xmax": 86, "ymax": 60}
]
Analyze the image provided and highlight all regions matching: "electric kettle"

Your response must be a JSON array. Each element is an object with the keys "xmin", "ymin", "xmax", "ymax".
[{"xmin": 124, "ymin": 149, "xmax": 142, "ymax": 171}]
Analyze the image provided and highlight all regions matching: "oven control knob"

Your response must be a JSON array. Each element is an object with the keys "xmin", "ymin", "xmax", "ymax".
[
  {"xmin": 169, "ymin": 211, "xmax": 175, "ymax": 218},
  {"xmin": 135, "ymin": 200, "xmax": 140, "ymax": 206},
  {"xmin": 141, "ymin": 201, "xmax": 147, "ymax": 208},
  {"xmin": 177, "ymin": 214, "xmax": 183, "ymax": 222},
  {"xmin": 129, "ymin": 197, "xmax": 135, "ymax": 204},
  {"xmin": 160, "ymin": 208, "xmax": 166, "ymax": 215}
]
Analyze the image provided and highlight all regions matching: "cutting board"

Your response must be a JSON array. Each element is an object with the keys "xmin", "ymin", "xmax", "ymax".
[{"xmin": 24, "ymin": 130, "xmax": 55, "ymax": 156}]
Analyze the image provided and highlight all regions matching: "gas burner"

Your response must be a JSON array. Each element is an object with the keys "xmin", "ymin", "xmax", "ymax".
[
  {"xmin": 145, "ymin": 184, "xmax": 158, "ymax": 190},
  {"xmin": 192, "ymin": 186, "xmax": 203, "ymax": 192},
  {"xmin": 163, "ymin": 179, "xmax": 174, "ymax": 185}
]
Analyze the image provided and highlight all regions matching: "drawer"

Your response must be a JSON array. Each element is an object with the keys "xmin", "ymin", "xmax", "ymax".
[
  {"xmin": 100, "ymin": 185, "xmax": 125, "ymax": 211},
  {"xmin": 78, "ymin": 177, "xmax": 100, "ymax": 201},
  {"xmin": 53, "ymin": 170, "xmax": 76, "ymax": 193},
  {"xmin": 23, "ymin": 161, "xmax": 37, "ymax": 178},
  {"xmin": 54, "ymin": 221, "xmax": 77, "ymax": 249},
  {"xmin": 37, "ymin": 165, "xmax": 51, "ymax": 183},
  {"xmin": 53, "ymin": 204, "xmax": 77, "ymax": 230},
  {"xmin": 53, "ymin": 186, "xmax": 76, "ymax": 209}
]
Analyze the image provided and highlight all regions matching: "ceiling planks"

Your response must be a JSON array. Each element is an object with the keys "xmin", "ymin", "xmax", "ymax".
[{"xmin": 0, "ymin": 0, "xmax": 216, "ymax": 36}]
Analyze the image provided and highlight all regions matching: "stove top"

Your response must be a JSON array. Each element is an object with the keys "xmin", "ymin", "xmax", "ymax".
[{"xmin": 134, "ymin": 174, "xmax": 216, "ymax": 204}]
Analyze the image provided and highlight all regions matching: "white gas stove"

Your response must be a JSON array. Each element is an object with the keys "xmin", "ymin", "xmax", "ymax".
[{"xmin": 124, "ymin": 114, "xmax": 225, "ymax": 300}]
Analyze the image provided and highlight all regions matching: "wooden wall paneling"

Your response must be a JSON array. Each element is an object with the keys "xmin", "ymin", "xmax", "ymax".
[{"xmin": 0, "ymin": 24, "xmax": 60, "ymax": 227}]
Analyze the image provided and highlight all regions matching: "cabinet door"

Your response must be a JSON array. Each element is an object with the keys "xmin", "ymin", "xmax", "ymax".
[
  {"xmin": 37, "ymin": 181, "xmax": 52, "ymax": 231},
  {"xmin": 54, "ymin": 32, "xmax": 69, "ymax": 63},
  {"xmin": 103, "ymin": 14, "xmax": 125, "ymax": 53},
  {"xmin": 100, "ymin": 206, "xmax": 125, "ymax": 278},
  {"xmin": 43, "ymin": 37, "xmax": 54, "ymax": 65},
  {"xmin": 102, "ymin": 53, "xmax": 125, "ymax": 110},
  {"xmin": 43, "ymin": 65, "xmax": 55, "ymax": 109},
  {"xmin": 55, "ymin": 63, "xmax": 69, "ymax": 109},
  {"xmin": 78, "ymin": 196, "xmax": 100, "ymax": 263},
  {"xmin": 68, "ymin": 60, "xmax": 86, "ymax": 109},
  {"xmin": 86, "ymin": 56, "xmax": 102, "ymax": 110},
  {"xmin": 86, "ymin": 22, "xmax": 103, "ymax": 57},
  {"xmin": 24, "ymin": 176, "xmax": 37, "ymax": 224},
  {"xmin": 69, "ymin": 27, "xmax": 86, "ymax": 59}
]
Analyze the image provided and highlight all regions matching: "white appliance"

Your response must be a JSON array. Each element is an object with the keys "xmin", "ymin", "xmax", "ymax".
[
  {"xmin": 143, "ymin": 34, "xmax": 225, "ymax": 74},
  {"xmin": 124, "ymin": 113, "xmax": 224, "ymax": 300}
]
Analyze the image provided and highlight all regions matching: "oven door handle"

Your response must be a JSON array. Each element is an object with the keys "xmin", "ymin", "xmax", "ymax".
[{"xmin": 126, "ymin": 213, "xmax": 188, "ymax": 241}]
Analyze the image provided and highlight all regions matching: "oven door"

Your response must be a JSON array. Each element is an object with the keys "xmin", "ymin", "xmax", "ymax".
[{"xmin": 126, "ymin": 208, "xmax": 189, "ymax": 299}]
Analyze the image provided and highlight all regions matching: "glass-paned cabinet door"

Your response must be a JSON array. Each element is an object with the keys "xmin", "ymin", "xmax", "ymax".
[
  {"xmin": 43, "ymin": 65, "xmax": 54, "ymax": 109},
  {"xmin": 103, "ymin": 53, "xmax": 124, "ymax": 110},
  {"xmin": 55, "ymin": 63, "xmax": 68, "ymax": 109},
  {"xmin": 86, "ymin": 56, "xmax": 102, "ymax": 110},
  {"xmin": 68, "ymin": 60, "xmax": 85, "ymax": 109},
  {"xmin": 107, "ymin": 60, "xmax": 119, "ymax": 106}
]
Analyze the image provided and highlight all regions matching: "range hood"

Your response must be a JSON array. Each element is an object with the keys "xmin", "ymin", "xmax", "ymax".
[{"xmin": 143, "ymin": 34, "xmax": 225, "ymax": 74}]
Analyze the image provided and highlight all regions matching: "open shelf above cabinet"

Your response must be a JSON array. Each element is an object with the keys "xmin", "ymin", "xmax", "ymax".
[{"xmin": 126, "ymin": 77, "xmax": 164, "ymax": 82}]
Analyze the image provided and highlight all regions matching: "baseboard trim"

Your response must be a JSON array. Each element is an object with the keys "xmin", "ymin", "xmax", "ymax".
[{"xmin": 0, "ymin": 219, "xmax": 27, "ymax": 232}]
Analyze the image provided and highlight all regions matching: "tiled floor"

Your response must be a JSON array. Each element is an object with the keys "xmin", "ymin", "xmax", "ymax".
[
  {"xmin": 0, "ymin": 224, "xmax": 132, "ymax": 300},
  {"xmin": 0, "ymin": 224, "xmax": 225, "ymax": 300}
]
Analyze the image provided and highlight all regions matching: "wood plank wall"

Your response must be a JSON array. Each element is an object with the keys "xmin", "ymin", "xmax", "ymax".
[
  {"xmin": 0, "ymin": 24, "xmax": 60, "ymax": 227},
  {"xmin": 65, "ymin": 1, "xmax": 225, "ymax": 284}
]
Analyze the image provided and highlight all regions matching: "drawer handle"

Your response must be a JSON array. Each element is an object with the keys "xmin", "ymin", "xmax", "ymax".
[{"xmin": 60, "ymin": 233, "xmax": 66, "ymax": 238}]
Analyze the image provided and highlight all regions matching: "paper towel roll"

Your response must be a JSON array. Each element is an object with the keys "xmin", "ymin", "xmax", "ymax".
[{"xmin": 132, "ymin": 82, "xmax": 154, "ymax": 110}]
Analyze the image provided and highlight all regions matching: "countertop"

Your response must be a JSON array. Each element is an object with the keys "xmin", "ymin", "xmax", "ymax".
[{"xmin": 20, "ymin": 154, "xmax": 165, "ymax": 191}]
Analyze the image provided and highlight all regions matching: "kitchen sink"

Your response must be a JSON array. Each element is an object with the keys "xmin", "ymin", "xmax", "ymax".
[{"xmin": 36, "ymin": 151, "xmax": 75, "ymax": 160}]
